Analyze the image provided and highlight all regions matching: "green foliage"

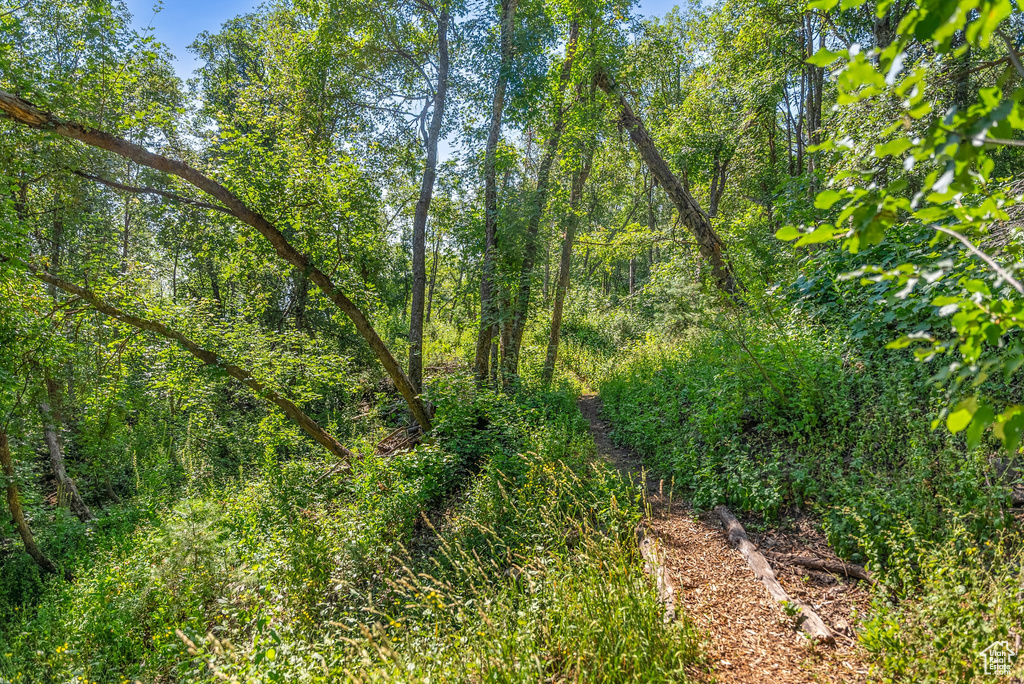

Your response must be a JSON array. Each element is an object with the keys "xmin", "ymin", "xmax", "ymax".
[
  {"xmin": 600, "ymin": 309, "xmax": 1016, "ymax": 579},
  {"xmin": 778, "ymin": 0, "xmax": 1024, "ymax": 450},
  {"xmin": 859, "ymin": 530, "xmax": 1024, "ymax": 682},
  {"xmin": 0, "ymin": 376, "xmax": 700, "ymax": 683}
]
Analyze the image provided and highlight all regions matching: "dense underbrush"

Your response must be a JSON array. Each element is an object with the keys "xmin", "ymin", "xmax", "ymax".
[
  {"xmin": 0, "ymin": 371, "xmax": 701, "ymax": 683},
  {"xmin": 597, "ymin": 309, "xmax": 1024, "ymax": 681}
]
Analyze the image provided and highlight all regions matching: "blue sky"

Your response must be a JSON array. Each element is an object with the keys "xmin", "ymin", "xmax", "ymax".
[{"xmin": 124, "ymin": 0, "xmax": 682, "ymax": 80}]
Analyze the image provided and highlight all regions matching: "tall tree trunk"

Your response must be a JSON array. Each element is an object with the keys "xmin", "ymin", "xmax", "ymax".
[
  {"xmin": 804, "ymin": 12, "xmax": 824, "ymax": 185},
  {"xmin": 121, "ymin": 194, "xmax": 130, "ymax": 274},
  {"xmin": 293, "ymin": 269, "xmax": 309, "ymax": 333},
  {"xmin": 21, "ymin": 262, "xmax": 356, "ymax": 464},
  {"xmin": 784, "ymin": 99, "xmax": 795, "ymax": 175},
  {"xmin": 594, "ymin": 70, "xmax": 740, "ymax": 295},
  {"xmin": 542, "ymin": 150, "xmax": 594, "ymax": 385},
  {"xmin": 629, "ymin": 257, "xmax": 636, "ymax": 296},
  {"xmin": 39, "ymin": 190, "xmax": 93, "ymax": 523},
  {"xmin": 796, "ymin": 70, "xmax": 806, "ymax": 173},
  {"xmin": 447, "ymin": 266, "xmax": 462, "ymax": 324},
  {"xmin": 425, "ymin": 228, "xmax": 441, "ymax": 324},
  {"xmin": 474, "ymin": 0, "xmax": 519, "ymax": 383},
  {"xmin": 207, "ymin": 258, "xmax": 221, "ymax": 305},
  {"xmin": 490, "ymin": 325, "xmax": 500, "ymax": 385},
  {"xmin": 48, "ymin": 206, "xmax": 62, "ymax": 298},
  {"xmin": 502, "ymin": 22, "xmax": 579, "ymax": 382},
  {"xmin": 2, "ymin": 430, "xmax": 60, "ymax": 574},
  {"xmin": 409, "ymin": 9, "xmax": 450, "ymax": 395},
  {"xmin": 708, "ymin": 153, "xmax": 730, "ymax": 218},
  {"xmin": 0, "ymin": 90, "xmax": 432, "ymax": 431},
  {"xmin": 40, "ymin": 378, "xmax": 93, "ymax": 522},
  {"xmin": 543, "ymin": 242, "xmax": 551, "ymax": 303}
]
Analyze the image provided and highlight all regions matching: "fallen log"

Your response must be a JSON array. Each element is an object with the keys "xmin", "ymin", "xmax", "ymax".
[
  {"xmin": 636, "ymin": 525, "xmax": 677, "ymax": 623},
  {"xmin": 713, "ymin": 505, "xmax": 835, "ymax": 646},
  {"xmin": 766, "ymin": 552, "xmax": 876, "ymax": 586}
]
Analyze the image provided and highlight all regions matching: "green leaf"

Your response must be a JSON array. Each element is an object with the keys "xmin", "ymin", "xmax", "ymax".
[
  {"xmin": 946, "ymin": 396, "xmax": 979, "ymax": 433},
  {"xmin": 966, "ymin": 403, "xmax": 995, "ymax": 448},
  {"xmin": 874, "ymin": 138, "xmax": 913, "ymax": 157},
  {"xmin": 807, "ymin": 48, "xmax": 846, "ymax": 67},
  {"xmin": 775, "ymin": 225, "xmax": 802, "ymax": 241},
  {"xmin": 814, "ymin": 190, "xmax": 845, "ymax": 210},
  {"xmin": 795, "ymin": 224, "xmax": 840, "ymax": 247}
]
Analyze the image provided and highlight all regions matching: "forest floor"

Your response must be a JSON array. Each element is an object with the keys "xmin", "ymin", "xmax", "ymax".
[{"xmin": 578, "ymin": 394, "xmax": 873, "ymax": 683}]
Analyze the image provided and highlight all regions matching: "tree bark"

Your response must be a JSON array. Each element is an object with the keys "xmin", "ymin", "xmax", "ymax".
[
  {"xmin": 594, "ymin": 70, "xmax": 740, "ymax": 295},
  {"xmin": 408, "ymin": 9, "xmax": 450, "ymax": 394},
  {"xmin": 121, "ymin": 191, "xmax": 131, "ymax": 274},
  {"xmin": 542, "ymin": 149, "xmax": 594, "ymax": 385},
  {"xmin": 474, "ymin": 0, "xmax": 519, "ymax": 383},
  {"xmin": 2, "ymin": 430, "xmax": 60, "ymax": 575},
  {"xmin": 502, "ymin": 22, "xmax": 579, "ymax": 382},
  {"xmin": 425, "ymin": 228, "xmax": 441, "ymax": 323},
  {"xmin": 764, "ymin": 552, "xmax": 876, "ymax": 585},
  {"xmin": 39, "ymin": 385, "xmax": 94, "ymax": 522},
  {"xmin": 0, "ymin": 90, "xmax": 432, "ymax": 431},
  {"xmin": 708, "ymin": 152, "xmax": 730, "ymax": 218},
  {"xmin": 293, "ymin": 269, "xmax": 309, "ymax": 333},
  {"xmin": 714, "ymin": 505, "xmax": 835, "ymax": 645},
  {"xmin": 15, "ymin": 260, "xmax": 356, "ymax": 464}
]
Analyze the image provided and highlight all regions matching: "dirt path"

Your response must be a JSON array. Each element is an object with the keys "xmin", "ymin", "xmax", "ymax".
[{"xmin": 579, "ymin": 394, "xmax": 871, "ymax": 683}]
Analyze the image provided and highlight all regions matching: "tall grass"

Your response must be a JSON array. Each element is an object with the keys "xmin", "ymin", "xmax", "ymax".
[{"xmin": 0, "ymin": 372, "xmax": 703, "ymax": 683}]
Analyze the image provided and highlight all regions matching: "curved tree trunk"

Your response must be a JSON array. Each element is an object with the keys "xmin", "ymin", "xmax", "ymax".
[
  {"xmin": 17, "ymin": 262, "xmax": 355, "ymax": 464},
  {"xmin": 2, "ymin": 429, "xmax": 60, "ymax": 574},
  {"xmin": 474, "ymin": 0, "xmax": 519, "ymax": 383},
  {"xmin": 503, "ymin": 22, "xmax": 579, "ymax": 383},
  {"xmin": 542, "ymin": 149, "xmax": 594, "ymax": 385},
  {"xmin": 594, "ymin": 69, "xmax": 740, "ymax": 295},
  {"xmin": 0, "ymin": 90, "xmax": 431, "ymax": 431},
  {"xmin": 408, "ymin": 9, "xmax": 450, "ymax": 394}
]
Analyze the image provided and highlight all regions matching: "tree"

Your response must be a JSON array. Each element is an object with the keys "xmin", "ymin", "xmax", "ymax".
[
  {"xmin": 1, "ymin": 430, "xmax": 60, "ymax": 575},
  {"xmin": 502, "ymin": 21, "xmax": 580, "ymax": 382},
  {"xmin": 543, "ymin": 145, "xmax": 595, "ymax": 384},
  {"xmin": 595, "ymin": 68, "xmax": 741, "ymax": 295},
  {"xmin": 409, "ymin": 5, "xmax": 451, "ymax": 394},
  {"xmin": 474, "ymin": 0, "xmax": 520, "ymax": 383},
  {"xmin": 0, "ymin": 91, "xmax": 434, "ymax": 431}
]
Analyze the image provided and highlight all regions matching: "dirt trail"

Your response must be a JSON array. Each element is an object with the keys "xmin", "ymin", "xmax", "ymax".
[{"xmin": 579, "ymin": 394, "xmax": 871, "ymax": 683}]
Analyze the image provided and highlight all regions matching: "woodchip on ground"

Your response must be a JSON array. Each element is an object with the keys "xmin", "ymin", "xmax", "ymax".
[{"xmin": 578, "ymin": 394, "xmax": 872, "ymax": 683}]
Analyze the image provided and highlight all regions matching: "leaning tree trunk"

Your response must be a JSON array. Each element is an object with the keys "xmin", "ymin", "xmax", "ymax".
[
  {"xmin": 474, "ymin": 0, "xmax": 519, "ymax": 383},
  {"xmin": 408, "ymin": 8, "xmax": 450, "ymax": 395},
  {"xmin": 542, "ymin": 149, "xmax": 594, "ymax": 385},
  {"xmin": 0, "ymin": 90, "xmax": 432, "ymax": 431},
  {"xmin": 594, "ymin": 69, "xmax": 740, "ymax": 295},
  {"xmin": 40, "ymin": 376, "xmax": 93, "ymax": 523},
  {"xmin": 17, "ymin": 261, "xmax": 356, "ymax": 464},
  {"xmin": 502, "ymin": 22, "xmax": 579, "ymax": 382},
  {"xmin": 2, "ymin": 429, "xmax": 60, "ymax": 574}
]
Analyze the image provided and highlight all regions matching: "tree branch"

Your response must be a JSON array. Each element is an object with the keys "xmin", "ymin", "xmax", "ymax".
[
  {"xmin": 71, "ymin": 170, "xmax": 232, "ymax": 214},
  {"xmin": 932, "ymin": 224, "xmax": 1024, "ymax": 296},
  {"xmin": 3, "ymin": 254, "xmax": 355, "ymax": 463}
]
